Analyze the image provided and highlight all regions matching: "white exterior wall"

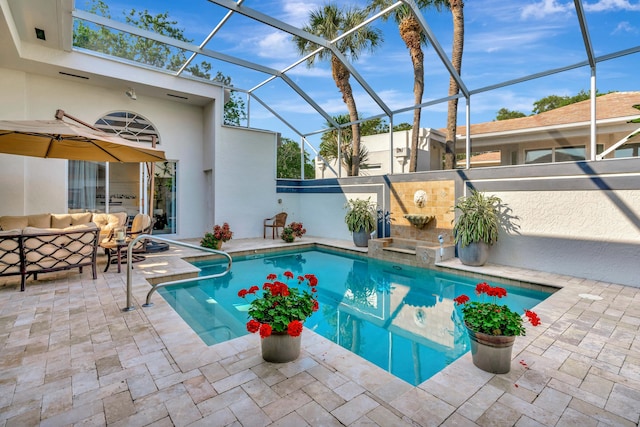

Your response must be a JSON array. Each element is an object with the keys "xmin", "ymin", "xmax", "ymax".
[
  {"xmin": 0, "ymin": 67, "xmax": 212, "ymax": 238},
  {"xmin": 489, "ymin": 188, "xmax": 640, "ymax": 286},
  {"xmin": 316, "ymin": 128, "xmax": 445, "ymax": 177},
  {"xmin": 284, "ymin": 190, "xmax": 381, "ymax": 241},
  {"xmin": 214, "ymin": 127, "xmax": 279, "ymax": 239}
]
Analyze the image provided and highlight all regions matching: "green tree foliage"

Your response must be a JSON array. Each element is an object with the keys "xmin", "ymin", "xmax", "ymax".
[
  {"xmin": 277, "ymin": 138, "xmax": 315, "ymax": 179},
  {"xmin": 393, "ymin": 122, "xmax": 413, "ymax": 131},
  {"xmin": 532, "ymin": 89, "xmax": 607, "ymax": 114},
  {"xmin": 495, "ymin": 108, "xmax": 526, "ymax": 121},
  {"xmin": 74, "ymin": 0, "xmax": 246, "ymax": 126},
  {"xmin": 319, "ymin": 114, "xmax": 378, "ymax": 167},
  {"xmin": 294, "ymin": 4, "xmax": 381, "ymax": 176},
  {"xmin": 495, "ymin": 90, "xmax": 612, "ymax": 120}
]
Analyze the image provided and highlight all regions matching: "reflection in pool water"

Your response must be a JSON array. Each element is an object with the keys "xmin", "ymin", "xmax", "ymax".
[{"xmin": 158, "ymin": 248, "xmax": 550, "ymax": 385}]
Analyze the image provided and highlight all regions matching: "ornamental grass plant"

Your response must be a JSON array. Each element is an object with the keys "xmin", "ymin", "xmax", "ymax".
[
  {"xmin": 454, "ymin": 282, "xmax": 541, "ymax": 336},
  {"xmin": 238, "ymin": 271, "xmax": 319, "ymax": 338}
]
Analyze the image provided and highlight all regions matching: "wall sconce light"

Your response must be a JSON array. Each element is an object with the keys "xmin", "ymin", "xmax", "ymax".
[{"xmin": 125, "ymin": 88, "xmax": 137, "ymax": 100}]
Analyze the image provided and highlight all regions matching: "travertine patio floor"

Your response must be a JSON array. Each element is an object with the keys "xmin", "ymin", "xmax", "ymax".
[{"xmin": 0, "ymin": 237, "xmax": 638, "ymax": 426}]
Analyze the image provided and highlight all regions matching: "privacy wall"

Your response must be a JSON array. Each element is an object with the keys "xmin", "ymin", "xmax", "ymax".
[{"xmin": 280, "ymin": 158, "xmax": 640, "ymax": 288}]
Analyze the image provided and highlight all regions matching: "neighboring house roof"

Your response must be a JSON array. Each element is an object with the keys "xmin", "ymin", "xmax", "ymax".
[
  {"xmin": 455, "ymin": 91, "xmax": 640, "ymax": 137},
  {"xmin": 456, "ymin": 151, "xmax": 501, "ymax": 168}
]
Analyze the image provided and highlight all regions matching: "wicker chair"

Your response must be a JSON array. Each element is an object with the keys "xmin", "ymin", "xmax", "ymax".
[{"xmin": 263, "ymin": 212, "xmax": 287, "ymax": 239}]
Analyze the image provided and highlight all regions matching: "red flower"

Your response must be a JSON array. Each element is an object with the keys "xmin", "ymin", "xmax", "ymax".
[
  {"xmin": 525, "ymin": 310, "xmax": 541, "ymax": 326},
  {"xmin": 246, "ymin": 320, "xmax": 260, "ymax": 333},
  {"xmin": 475, "ymin": 282, "xmax": 490, "ymax": 295},
  {"xmin": 240, "ymin": 271, "xmax": 319, "ymax": 335},
  {"xmin": 453, "ymin": 294, "xmax": 470, "ymax": 305},
  {"xmin": 305, "ymin": 274, "xmax": 318, "ymax": 286},
  {"xmin": 486, "ymin": 286, "xmax": 507, "ymax": 298},
  {"xmin": 287, "ymin": 320, "xmax": 303, "ymax": 337},
  {"xmin": 259, "ymin": 323, "xmax": 272, "ymax": 338},
  {"xmin": 238, "ymin": 289, "xmax": 248, "ymax": 298},
  {"xmin": 455, "ymin": 282, "xmax": 542, "ymax": 337}
]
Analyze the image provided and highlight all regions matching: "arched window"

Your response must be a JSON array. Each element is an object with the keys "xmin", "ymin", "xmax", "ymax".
[{"xmin": 67, "ymin": 111, "xmax": 176, "ymax": 234}]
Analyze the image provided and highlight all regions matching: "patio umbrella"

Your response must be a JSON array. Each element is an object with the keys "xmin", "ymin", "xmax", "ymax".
[{"xmin": 0, "ymin": 118, "xmax": 166, "ymax": 162}]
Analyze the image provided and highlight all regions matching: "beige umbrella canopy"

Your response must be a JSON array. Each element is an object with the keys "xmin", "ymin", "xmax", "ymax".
[{"xmin": 0, "ymin": 115, "xmax": 166, "ymax": 162}]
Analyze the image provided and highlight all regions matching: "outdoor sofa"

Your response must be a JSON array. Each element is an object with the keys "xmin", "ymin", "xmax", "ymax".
[{"xmin": 0, "ymin": 212, "xmax": 127, "ymax": 291}]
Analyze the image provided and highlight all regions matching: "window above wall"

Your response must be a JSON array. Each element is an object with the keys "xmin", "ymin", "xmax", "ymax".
[{"xmin": 525, "ymin": 146, "xmax": 586, "ymax": 164}]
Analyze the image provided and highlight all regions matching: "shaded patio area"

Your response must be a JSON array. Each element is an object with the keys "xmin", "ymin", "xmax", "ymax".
[{"xmin": 0, "ymin": 237, "xmax": 638, "ymax": 426}]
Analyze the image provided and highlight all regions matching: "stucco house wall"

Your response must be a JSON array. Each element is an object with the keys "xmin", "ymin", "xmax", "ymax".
[{"xmin": 0, "ymin": 66, "xmax": 219, "ymax": 239}]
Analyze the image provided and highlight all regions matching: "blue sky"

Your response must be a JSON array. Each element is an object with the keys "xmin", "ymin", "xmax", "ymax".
[{"xmin": 78, "ymin": 0, "xmax": 640, "ymax": 150}]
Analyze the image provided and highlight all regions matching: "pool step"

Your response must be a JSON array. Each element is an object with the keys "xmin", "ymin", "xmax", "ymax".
[
  {"xmin": 382, "ymin": 246, "xmax": 416, "ymax": 255},
  {"xmin": 369, "ymin": 237, "xmax": 455, "ymax": 268}
]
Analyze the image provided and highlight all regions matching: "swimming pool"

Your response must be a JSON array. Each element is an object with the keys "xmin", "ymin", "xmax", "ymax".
[{"xmin": 158, "ymin": 247, "xmax": 551, "ymax": 385}]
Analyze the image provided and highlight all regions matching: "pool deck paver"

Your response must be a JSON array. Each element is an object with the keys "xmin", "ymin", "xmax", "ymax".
[{"xmin": 0, "ymin": 236, "xmax": 638, "ymax": 426}]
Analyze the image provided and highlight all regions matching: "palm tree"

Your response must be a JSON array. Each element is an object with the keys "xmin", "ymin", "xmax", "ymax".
[
  {"xmin": 444, "ymin": 0, "xmax": 464, "ymax": 170},
  {"xmin": 369, "ymin": 1, "xmax": 464, "ymax": 171},
  {"xmin": 368, "ymin": 0, "xmax": 437, "ymax": 172},
  {"xmin": 319, "ymin": 115, "xmax": 370, "ymax": 173},
  {"xmin": 294, "ymin": 4, "xmax": 381, "ymax": 176}
]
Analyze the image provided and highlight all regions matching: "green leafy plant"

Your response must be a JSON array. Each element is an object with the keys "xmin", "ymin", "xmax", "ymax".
[
  {"xmin": 200, "ymin": 222, "xmax": 233, "ymax": 248},
  {"xmin": 344, "ymin": 197, "xmax": 377, "ymax": 233},
  {"xmin": 238, "ymin": 271, "xmax": 319, "ymax": 338},
  {"xmin": 281, "ymin": 227, "xmax": 295, "ymax": 243},
  {"xmin": 452, "ymin": 190, "xmax": 501, "ymax": 248},
  {"xmin": 454, "ymin": 282, "xmax": 540, "ymax": 336}
]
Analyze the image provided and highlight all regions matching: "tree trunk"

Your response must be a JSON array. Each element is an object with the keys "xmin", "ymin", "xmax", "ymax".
[
  {"xmin": 399, "ymin": 16, "xmax": 424, "ymax": 173},
  {"xmin": 332, "ymin": 56, "xmax": 360, "ymax": 176},
  {"xmin": 444, "ymin": 0, "xmax": 464, "ymax": 170}
]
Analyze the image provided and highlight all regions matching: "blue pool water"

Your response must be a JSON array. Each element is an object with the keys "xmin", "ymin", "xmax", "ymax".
[{"xmin": 158, "ymin": 248, "xmax": 551, "ymax": 385}]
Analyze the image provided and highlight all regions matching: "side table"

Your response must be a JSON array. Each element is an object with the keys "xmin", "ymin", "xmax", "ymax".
[{"xmin": 100, "ymin": 239, "xmax": 130, "ymax": 273}]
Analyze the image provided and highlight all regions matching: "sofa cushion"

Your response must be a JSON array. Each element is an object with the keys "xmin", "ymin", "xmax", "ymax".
[
  {"xmin": 0, "ymin": 214, "xmax": 53, "ymax": 230},
  {"xmin": 0, "ymin": 216, "xmax": 29, "ymax": 231},
  {"xmin": 51, "ymin": 213, "xmax": 93, "ymax": 228},
  {"xmin": 91, "ymin": 212, "xmax": 127, "ymax": 233},
  {"xmin": 27, "ymin": 214, "xmax": 52, "ymax": 228}
]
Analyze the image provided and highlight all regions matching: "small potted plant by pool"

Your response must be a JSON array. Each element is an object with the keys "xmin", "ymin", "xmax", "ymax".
[
  {"xmin": 281, "ymin": 221, "xmax": 306, "ymax": 243},
  {"xmin": 200, "ymin": 222, "xmax": 233, "ymax": 250},
  {"xmin": 344, "ymin": 197, "xmax": 377, "ymax": 247},
  {"xmin": 454, "ymin": 282, "xmax": 541, "ymax": 374},
  {"xmin": 237, "ymin": 271, "xmax": 319, "ymax": 363},
  {"xmin": 452, "ymin": 190, "xmax": 504, "ymax": 266}
]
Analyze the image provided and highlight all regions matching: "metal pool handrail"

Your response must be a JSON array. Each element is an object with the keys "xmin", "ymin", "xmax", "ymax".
[{"xmin": 123, "ymin": 234, "xmax": 232, "ymax": 312}]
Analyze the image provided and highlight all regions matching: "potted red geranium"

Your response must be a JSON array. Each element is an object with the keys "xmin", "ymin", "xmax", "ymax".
[
  {"xmin": 454, "ymin": 282, "xmax": 541, "ymax": 374},
  {"xmin": 200, "ymin": 222, "xmax": 233, "ymax": 250},
  {"xmin": 238, "ymin": 271, "xmax": 319, "ymax": 362}
]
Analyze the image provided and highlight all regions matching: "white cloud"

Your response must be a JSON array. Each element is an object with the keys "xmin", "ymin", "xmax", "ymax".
[
  {"xmin": 279, "ymin": 0, "xmax": 323, "ymax": 27},
  {"xmin": 583, "ymin": 0, "xmax": 640, "ymax": 12},
  {"xmin": 255, "ymin": 31, "xmax": 299, "ymax": 61},
  {"xmin": 521, "ymin": 0, "xmax": 574, "ymax": 19},
  {"xmin": 612, "ymin": 21, "xmax": 638, "ymax": 34}
]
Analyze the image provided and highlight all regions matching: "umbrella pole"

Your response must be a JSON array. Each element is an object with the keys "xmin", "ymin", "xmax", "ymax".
[
  {"xmin": 148, "ymin": 136, "xmax": 156, "ymax": 226},
  {"xmin": 55, "ymin": 109, "xmax": 101, "ymax": 131}
]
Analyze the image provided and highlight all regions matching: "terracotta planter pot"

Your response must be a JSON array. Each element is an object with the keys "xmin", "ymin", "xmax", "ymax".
[
  {"xmin": 466, "ymin": 324, "xmax": 515, "ymax": 374},
  {"xmin": 261, "ymin": 332, "xmax": 301, "ymax": 363},
  {"xmin": 215, "ymin": 240, "xmax": 222, "ymax": 250}
]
